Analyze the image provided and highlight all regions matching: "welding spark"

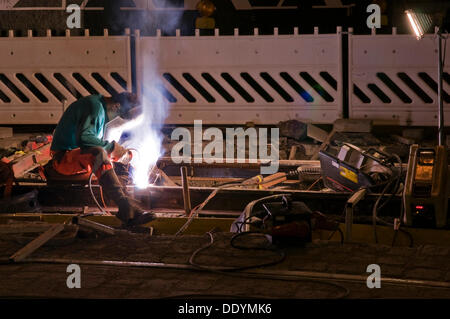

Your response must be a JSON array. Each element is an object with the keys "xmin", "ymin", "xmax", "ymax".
[{"xmin": 130, "ymin": 129, "xmax": 162, "ymax": 189}]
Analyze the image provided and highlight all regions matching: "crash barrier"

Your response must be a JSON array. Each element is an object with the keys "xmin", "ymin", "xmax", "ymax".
[
  {"xmin": 136, "ymin": 27, "xmax": 344, "ymax": 124},
  {"xmin": 0, "ymin": 29, "xmax": 131, "ymax": 124},
  {"xmin": 0, "ymin": 27, "xmax": 448, "ymax": 125},
  {"xmin": 349, "ymin": 27, "xmax": 450, "ymax": 126}
]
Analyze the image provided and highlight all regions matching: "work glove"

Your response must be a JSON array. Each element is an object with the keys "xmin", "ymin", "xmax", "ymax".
[{"xmin": 110, "ymin": 141, "xmax": 128, "ymax": 162}]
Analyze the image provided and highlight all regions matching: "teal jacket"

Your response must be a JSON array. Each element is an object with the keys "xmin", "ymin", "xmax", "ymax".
[{"xmin": 51, "ymin": 95, "xmax": 114, "ymax": 152}]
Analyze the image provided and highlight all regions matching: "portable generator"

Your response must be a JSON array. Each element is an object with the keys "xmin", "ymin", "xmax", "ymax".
[
  {"xmin": 230, "ymin": 196, "xmax": 312, "ymax": 245},
  {"xmin": 404, "ymin": 145, "xmax": 449, "ymax": 228}
]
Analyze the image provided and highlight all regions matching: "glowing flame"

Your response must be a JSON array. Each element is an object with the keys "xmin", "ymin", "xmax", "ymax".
[
  {"xmin": 130, "ymin": 129, "xmax": 162, "ymax": 189},
  {"xmin": 123, "ymin": 94, "xmax": 167, "ymax": 189}
]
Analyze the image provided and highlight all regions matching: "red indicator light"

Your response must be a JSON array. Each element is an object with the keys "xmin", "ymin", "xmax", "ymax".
[{"xmin": 415, "ymin": 205, "xmax": 424, "ymax": 210}]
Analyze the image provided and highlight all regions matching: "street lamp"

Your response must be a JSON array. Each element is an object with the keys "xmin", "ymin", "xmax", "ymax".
[{"xmin": 405, "ymin": 9, "xmax": 445, "ymax": 145}]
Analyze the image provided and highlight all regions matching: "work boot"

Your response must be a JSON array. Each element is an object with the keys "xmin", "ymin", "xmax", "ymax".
[
  {"xmin": 116, "ymin": 197, "xmax": 156, "ymax": 227},
  {"xmin": 98, "ymin": 169, "xmax": 156, "ymax": 227}
]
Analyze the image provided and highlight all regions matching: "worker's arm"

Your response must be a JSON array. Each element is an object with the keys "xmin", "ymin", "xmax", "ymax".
[{"xmin": 77, "ymin": 104, "xmax": 115, "ymax": 153}]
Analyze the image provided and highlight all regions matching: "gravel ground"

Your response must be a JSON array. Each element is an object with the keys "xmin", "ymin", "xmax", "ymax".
[{"xmin": 1, "ymin": 231, "xmax": 450, "ymax": 299}]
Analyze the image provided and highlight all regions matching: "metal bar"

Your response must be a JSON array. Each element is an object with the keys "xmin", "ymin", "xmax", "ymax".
[
  {"xmin": 157, "ymin": 168, "xmax": 177, "ymax": 186},
  {"xmin": 337, "ymin": 26, "xmax": 343, "ymax": 118},
  {"xmin": 9, "ymin": 257, "xmax": 450, "ymax": 289},
  {"xmin": 159, "ymin": 157, "xmax": 321, "ymax": 167},
  {"xmin": 16, "ymin": 183, "xmax": 403, "ymax": 219},
  {"xmin": 438, "ymin": 31, "xmax": 444, "ymax": 146},
  {"xmin": 73, "ymin": 217, "xmax": 115, "ymax": 235},
  {"xmin": 9, "ymin": 224, "xmax": 65, "ymax": 262},
  {"xmin": 345, "ymin": 188, "xmax": 366, "ymax": 242},
  {"xmin": 181, "ymin": 166, "xmax": 192, "ymax": 216}
]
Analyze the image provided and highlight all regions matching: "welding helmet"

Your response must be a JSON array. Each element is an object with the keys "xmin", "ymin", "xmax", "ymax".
[{"xmin": 112, "ymin": 92, "xmax": 142, "ymax": 120}]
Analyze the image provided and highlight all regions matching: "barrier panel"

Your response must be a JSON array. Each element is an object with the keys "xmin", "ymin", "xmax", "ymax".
[
  {"xmin": 0, "ymin": 29, "xmax": 131, "ymax": 124},
  {"xmin": 2, "ymin": 26, "xmax": 448, "ymax": 127},
  {"xmin": 136, "ymin": 27, "xmax": 344, "ymax": 124},
  {"xmin": 348, "ymin": 28, "xmax": 450, "ymax": 126}
]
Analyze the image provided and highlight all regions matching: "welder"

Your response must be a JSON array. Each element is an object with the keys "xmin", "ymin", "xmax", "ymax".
[{"xmin": 50, "ymin": 93, "xmax": 156, "ymax": 227}]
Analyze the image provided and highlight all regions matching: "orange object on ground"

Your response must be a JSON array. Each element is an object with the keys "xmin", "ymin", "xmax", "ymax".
[{"xmin": 51, "ymin": 148, "xmax": 112, "ymax": 178}]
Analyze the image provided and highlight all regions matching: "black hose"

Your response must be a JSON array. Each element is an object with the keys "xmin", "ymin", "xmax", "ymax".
[
  {"xmin": 188, "ymin": 231, "xmax": 350, "ymax": 299},
  {"xmin": 189, "ymin": 231, "xmax": 286, "ymax": 272},
  {"xmin": 372, "ymin": 154, "xmax": 403, "ymax": 243}
]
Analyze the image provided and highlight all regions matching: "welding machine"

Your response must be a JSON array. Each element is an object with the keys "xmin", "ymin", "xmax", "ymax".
[
  {"xmin": 319, "ymin": 143, "xmax": 395, "ymax": 192},
  {"xmin": 404, "ymin": 145, "xmax": 449, "ymax": 228},
  {"xmin": 264, "ymin": 197, "xmax": 312, "ymax": 245}
]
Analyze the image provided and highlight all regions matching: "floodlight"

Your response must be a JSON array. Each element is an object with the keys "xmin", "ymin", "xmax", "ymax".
[{"xmin": 405, "ymin": 9, "xmax": 433, "ymax": 39}]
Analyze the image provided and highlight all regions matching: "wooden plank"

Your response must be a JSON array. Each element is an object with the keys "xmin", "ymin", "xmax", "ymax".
[
  {"xmin": 9, "ymin": 224, "xmax": 64, "ymax": 262},
  {"xmin": 307, "ymin": 124, "xmax": 329, "ymax": 142},
  {"xmin": 288, "ymin": 146, "xmax": 297, "ymax": 160},
  {"xmin": 74, "ymin": 217, "xmax": 115, "ymax": 235}
]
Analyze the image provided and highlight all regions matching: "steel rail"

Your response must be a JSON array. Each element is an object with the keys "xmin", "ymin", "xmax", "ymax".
[{"xmin": 2, "ymin": 257, "xmax": 450, "ymax": 290}]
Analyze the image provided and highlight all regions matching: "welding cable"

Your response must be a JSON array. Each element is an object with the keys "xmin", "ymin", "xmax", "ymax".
[
  {"xmin": 189, "ymin": 231, "xmax": 286, "ymax": 272},
  {"xmin": 372, "ymin": 177, "xmax": 395, "ymax": 244},
  {"xmin": 98, "ymin": 186, "xmax": 112, "ymax": 216},
  {"xmin": 377, "ymin": 154, "xmax": 403, "ymax": 211},
  {"xmin": 235, "ymin": 203, "xmax": 273, "ymax": 233},
  {"xmin": 333, "ymin": 227, "xmax": 344, "ymax": 244},
  {"xmin": 391, "ymin": 227, "xmax": 414, "ymax": 248},
  {"xmin": 372, "ymin": 154, "xmax": 403, "ymax": 243},
  {"xmin": 235, "ymin": 215, "xmax": 252, "ymax": 233},
  {"xmin": 236, "ymin": 214, "xmax": 264, "ymax": 233},
  {"xmin": 326, "ymin": 204, "xmax": 347, "ymax": 244},
  {"xmin": 187, "ymin": 231, "xmax": 350, "ymax": 299},
  {"xmin": 230, "ymin": 231, "xmax": 277, "ymax": 251},
  {"xmin": 88, "ymin": 172, "xmax": 108, "ymax": 215},
  {"xmin": 373, "ymin": 156, "xmax": 403, "ymax": 225},
  {"xmin": 175, "ymin": 187, "xmax": 221, "ymax": 236},
  {"xmin": 391, "ymin": 199, "xmax": 414, "ymax": 248},
  {"xmin": 175, "ymin": 181, "xmax": 254, "ymax": 236}
]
